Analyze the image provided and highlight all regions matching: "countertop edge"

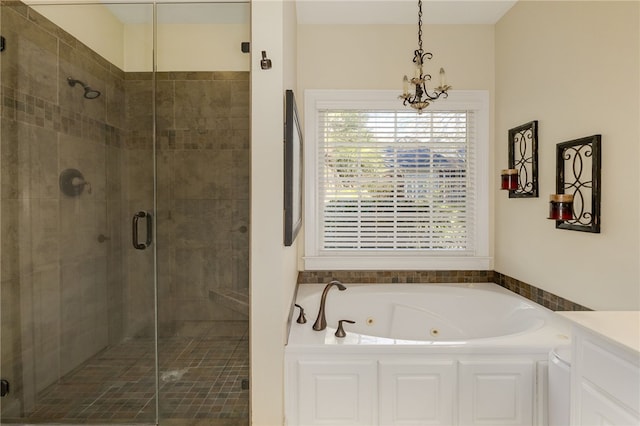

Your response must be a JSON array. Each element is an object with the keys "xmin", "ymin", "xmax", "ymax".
[{"xmin": 557, "ymin": 311, "xmax": 640, "ymax": 354}]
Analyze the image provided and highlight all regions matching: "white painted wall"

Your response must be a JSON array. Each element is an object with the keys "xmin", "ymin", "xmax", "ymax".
[
  {"xmin": 250, "ymin": 1, "xmax": 300, "ymax": 425},
  {"xmin": 28, "ymin": 3, "xmax": 250, "ymax": 72},
  {"xmin": 298, "ymin": 24, "xmax": 494, "ymax": 91},
  {"xmin": 125, "ymin": 23, "xmax": 250, "ymax": 72},
  {"xmin": 495, "ymin": 1, "xmax": 640, "ymax": 310},
  {"xmin": 30, "ymin": 3, "xmax": 125, "ymax": 69},
  {"xmin": 297, "ymin": 23, "xmax": 497, "ymax": 266},
  {"xmin": 123, "ymin": 23, "xmax": 153, "ymax": 72}
]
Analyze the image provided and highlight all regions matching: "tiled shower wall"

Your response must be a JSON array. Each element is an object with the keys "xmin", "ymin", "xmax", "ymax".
[
  {"xmin": 0, "ymin": 0, "xmax": 250, "ymax": 417},
  {"xmin": 155, "ymin": 71, "xmax": 249, "ymax": 326}
]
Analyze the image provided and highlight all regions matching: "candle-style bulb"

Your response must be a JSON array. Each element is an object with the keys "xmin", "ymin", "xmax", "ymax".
[
  {"xmin": 439, "ymin": 67, "xmax": 446, "ymax": 87},
  {"xmin": 403, "ymin": 75, "xmax": 409, "ymax": 95}
]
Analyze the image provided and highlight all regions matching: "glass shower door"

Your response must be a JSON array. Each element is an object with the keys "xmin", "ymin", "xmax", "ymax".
[
  {"xmin": 0, "ymin": 2, "xmax": 158, "ymax": 423},
  {"xmin": 154, "ymin": 3, "xmax": 250, "ymax": 424}
]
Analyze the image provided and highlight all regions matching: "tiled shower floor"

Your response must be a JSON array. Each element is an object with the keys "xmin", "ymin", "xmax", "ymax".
[{"xmin": 10, "ymin": 322, "xmax": 248, "ymax": 425}]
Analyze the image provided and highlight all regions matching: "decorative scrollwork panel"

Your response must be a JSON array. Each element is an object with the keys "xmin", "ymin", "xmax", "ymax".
[
  {"xmin": 556, "ymin": 135, "xmax": 601, "ymax": 233},
  {"xmin": 508, "ymin": 120, "xmax": 538, "ymax": 198}
]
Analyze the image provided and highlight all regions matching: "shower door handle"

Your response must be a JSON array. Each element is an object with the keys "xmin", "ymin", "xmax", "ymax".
[{"xmin": 132, "ymin": 211, "xmax": 153, "ymax": 250}]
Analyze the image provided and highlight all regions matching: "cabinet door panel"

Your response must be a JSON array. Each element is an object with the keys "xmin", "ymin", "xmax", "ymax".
[
  {"xmin": 581, "ymin": 339, "xmax": 640, "ymax": 413},
  {"xmin": 379, "ymin": 360, "xmax": 456, "ymax": 425},
  {"xmin": 459, "ymin": 360, "xmax": 534, "ymax": 426},
  {"xmin": 297, "ymin": 360, "xmax": 377, "ymax": 425},
  {"xmin": 578, "ymin": 382, "xmax": 640, "ymax": 426}
]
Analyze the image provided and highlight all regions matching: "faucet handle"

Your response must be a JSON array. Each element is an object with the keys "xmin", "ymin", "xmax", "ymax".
[
  {"xmin": 335, "ymin": 320, "xmax": 355, "ymax": 338},
  {"xmin": 294, "ymin": 304, "xmax": 307, "ymax": 324}
]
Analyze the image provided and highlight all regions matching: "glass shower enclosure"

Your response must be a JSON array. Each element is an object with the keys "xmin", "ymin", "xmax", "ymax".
[{"xmin": 0, "ymin": 1, "xmax": 250, "ymax": 424}]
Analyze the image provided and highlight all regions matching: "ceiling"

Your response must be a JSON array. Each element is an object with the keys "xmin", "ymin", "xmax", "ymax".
[
  {"xmin": 104, "ymin": 2, "xmax": 249, "ymax": 24},
  {"xmin": 67, "ymin": 0, "xmax": 515, "ymax": 25},
  {"xmin": 296, "ymin": 0, "xmax": 518, "ymax": 25}
]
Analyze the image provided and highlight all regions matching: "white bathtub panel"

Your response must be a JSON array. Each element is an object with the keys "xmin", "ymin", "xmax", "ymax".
[
  {"xmin": 458, "ymin": 360, "xmax": 534, "ymax": 426},
  {"xmin": 297, "ymin": 360, "xmax": 377, "ymax": 425},
  {"xmin": 379, "ymin": 360, "xmax": 456, "ymax": 425}
]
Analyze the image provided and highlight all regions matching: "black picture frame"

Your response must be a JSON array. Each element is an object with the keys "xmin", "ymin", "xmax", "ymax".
[
  {"xmin": 555, "ymin": 134, "xmax": 601, "ymax": 233},
  {"xmin": 508, "ymin": 120, "xmax": 538, "ymax": 198},
  {"xmin": 284, "ymin": 89, "xmax": 303, "ymax": 246}
]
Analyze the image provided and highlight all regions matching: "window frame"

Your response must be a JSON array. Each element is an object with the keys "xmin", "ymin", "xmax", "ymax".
[{"xmin": 303, "ymin": 89, "xmax": 490, "ymax": 270}]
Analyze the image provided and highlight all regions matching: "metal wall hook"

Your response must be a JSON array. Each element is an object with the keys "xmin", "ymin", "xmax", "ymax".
[{"xmin": 260, "ymin": 50, "xmax": 272, "ymax": 70}]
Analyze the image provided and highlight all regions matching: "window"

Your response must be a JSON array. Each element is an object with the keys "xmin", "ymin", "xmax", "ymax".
[{"xmin": 304, "ymin": 90, "xmax": 490, "ymax": 270}]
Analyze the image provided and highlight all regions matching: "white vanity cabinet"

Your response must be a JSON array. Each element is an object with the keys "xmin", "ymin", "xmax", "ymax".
[
  {"xmin": 563, "ymin": 312, "xmax": 640, "ymax": 426},
  {"xmin": 285, "ymin": 354, "xmax": 545, "ymax": 426}
]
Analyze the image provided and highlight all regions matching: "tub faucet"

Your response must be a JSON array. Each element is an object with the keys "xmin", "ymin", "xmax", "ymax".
[{"xmin": 312, "ymin": 280, "xmax": 347, "ymax": 331}]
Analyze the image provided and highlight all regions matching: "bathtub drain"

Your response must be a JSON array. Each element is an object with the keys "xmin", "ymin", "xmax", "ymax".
[{"xmin": 430, "ymin": 328, "xmax": 439, "ymax": 336}]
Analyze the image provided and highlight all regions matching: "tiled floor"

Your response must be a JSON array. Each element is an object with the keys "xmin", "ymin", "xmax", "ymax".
[{"xmin": 10, "ymin": 321, "xmax": 248, "ymax": 425}]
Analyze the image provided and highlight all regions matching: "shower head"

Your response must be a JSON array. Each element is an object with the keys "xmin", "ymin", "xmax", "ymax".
[
  {"xmin": 83, "ymin": 87, "xmax": 101, "ymax": 99},
  {"xmin": 67, "ymin": 77, "xmax": 101, "ymax": 99}
]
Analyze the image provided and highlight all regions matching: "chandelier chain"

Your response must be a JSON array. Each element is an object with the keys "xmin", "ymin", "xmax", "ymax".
[{"xmin": 417, "ymin": 0, "xmax": 423, "ymax": 53}]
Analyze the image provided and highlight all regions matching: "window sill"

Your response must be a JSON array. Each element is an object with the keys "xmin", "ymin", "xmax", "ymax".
[{"xmin": 303, "ymin": 255, "xmax": 493, "ymax": 271}]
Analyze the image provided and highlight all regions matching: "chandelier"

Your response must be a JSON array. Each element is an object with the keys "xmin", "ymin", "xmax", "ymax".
[{"xmin": 399, "ymin": 0, "xmax": 451, "ymax": 113}]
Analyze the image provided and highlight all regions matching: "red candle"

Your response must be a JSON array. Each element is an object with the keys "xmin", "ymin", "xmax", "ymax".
[
  {"xmin": 548, "ymin": 194, "xmax": 574, "ymax": 221},
  {"xmin": 500, "ymin": 169, "xmax": 518, "ymax": 191}
]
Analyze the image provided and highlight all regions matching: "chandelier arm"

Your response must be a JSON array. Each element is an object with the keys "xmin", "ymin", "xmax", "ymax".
[
  {"xmin": 413, "ymin": 50, "xmax": 433, "ymax": 66},
  {"xmin": 420, "ymin": 88, "xmax": 447, "ymax": 101}
]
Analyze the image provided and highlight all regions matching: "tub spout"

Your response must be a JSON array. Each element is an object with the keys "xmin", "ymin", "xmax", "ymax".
[{"xmin": 312, "ymin": 280, "xmax": 347, "ymax": 331}]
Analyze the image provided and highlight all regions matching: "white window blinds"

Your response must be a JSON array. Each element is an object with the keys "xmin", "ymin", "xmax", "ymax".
[{"xmin": 317, "ymin": 109, "xmax": 475, "ymax": 253}]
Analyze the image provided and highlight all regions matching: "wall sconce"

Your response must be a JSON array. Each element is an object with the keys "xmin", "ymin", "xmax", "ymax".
[
  {"xmin": 502, "ymin": 121, "xmax": 538, "ymax": 197},
  {"xmin": 552, "ymin": 135, "xmax": 601, "ymax": 233}
]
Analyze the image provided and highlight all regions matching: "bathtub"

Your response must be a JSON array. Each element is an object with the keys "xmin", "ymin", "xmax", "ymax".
[{"xmin": 285, "ymin": 282, "xmax": 571, "ymax": 426}]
